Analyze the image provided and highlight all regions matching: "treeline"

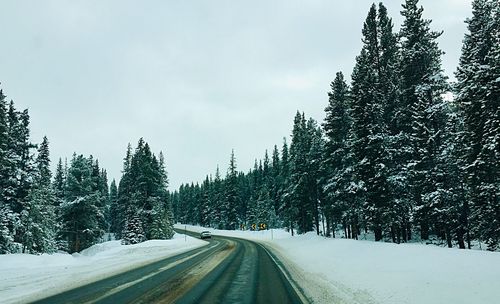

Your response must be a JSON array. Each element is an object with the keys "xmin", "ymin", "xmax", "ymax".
[
  {"xmin": 0, "ymin": 92, "xmax": 174, "ymax": 254},
  {"xmin": 173, "ymin": 0, "xmax": 499, "ymax": 250}
]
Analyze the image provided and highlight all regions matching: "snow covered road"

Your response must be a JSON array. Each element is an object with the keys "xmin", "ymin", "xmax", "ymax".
[
  {"xmin": 2, "ymin": 225, "xmax": 499, "ymax": 304},
  {"xmin": 0, "ymin": 231, "xmax": 306, "ymax": 304},
  {"xmin": 176, "ymin": 224, "xmax": 500, "ymax": 304},
  {"xmin": 0, "ymin": 234, "xmax": 207, "ymax": 304}
]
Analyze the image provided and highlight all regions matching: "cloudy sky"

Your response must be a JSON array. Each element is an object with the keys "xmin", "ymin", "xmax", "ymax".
[{"xmin": 0, "ymin": 0, "xmax": 472, "ymax": 189}]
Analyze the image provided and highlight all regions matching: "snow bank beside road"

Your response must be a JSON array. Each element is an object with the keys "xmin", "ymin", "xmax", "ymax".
[
  {"xmin": 0, "ymin": 233, "xmax": 207, "ymax": 304},
  {"xmin": 175, "ymin": 224, "xmax": 500, "ymax": 304}
]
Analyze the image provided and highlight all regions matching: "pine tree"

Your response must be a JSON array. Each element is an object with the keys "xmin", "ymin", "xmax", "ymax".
[
  {"xmin": 400, "ymin": 0, "xmax": 449, "ymax": 241},
  {"xmin": 455, "ymin": 0, "xmax": 499, "ymax": 250},
  {"xmin": 431, "ymin": 103, "xmax": 468, "ymax": 248},
  {"xmin": 109, "ymin": 179, "xmax": 119, "ymax": 235},
  {"xmin": 279, "ymin": 137, "xmax": 295, "ymax": 234},
  {"xmin": 115, "ymin": 144, "xmax": 133, "ymax": 239},
  {"xmin": 53, "ymin": 158, "xmax": 65, "ymax": 205},
  {"xmin": 305, "ymin": 119, "xmax": 324, "ymax": 235},
  {"xmin": 0, "ymin": 90, "xmax": 7, "ymax": 191},
  {"xmin": 121, "ymin": 212, "xmax": 146, "ymax": 245},
  {"xmin": 59, "ymin": 154, "xmax": 105, "ymax": 253},
  {"xmin": 223, "ymin": 150, "xmax": 239, "ymax": 230},
  {"xmin": 0, "ymin": 90, "xmax": 18, "ymax": 253},
  {"xmin": 350, "ymin": 4, "xmax": 394, "ymax": 241},
  {"xmin": 200, "ymin": 176, "xmax": 212, "ymax": 227},
  {"xmin": 149, "ymin": 198, "xmax": 174, "ymax": 240},
  {"xmin": 269, "ymin": 145, "xmax": 281, "ymax": 217},
  {"xmin": 21, "ymin": 136, "xmax": 57, "ymax": 254},
  {"xmin": 0, "ymin": 206, "xmax": 18, "ymax": 254},
  {"xmin": 322, "ymin": 72, "xmax": 357, "ymax": 238},
  {"xmin": 211, "ymin": 166, "xmax": 223, "ymax": 229},
  {"xmin": 114, "ymin": 140, "xmax": 173, "ymax": 242},
  {"xmin": 286, "ymin": 112, "xmax": 321, "ymax": 234}
]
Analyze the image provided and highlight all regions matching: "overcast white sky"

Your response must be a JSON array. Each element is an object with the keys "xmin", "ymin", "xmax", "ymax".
[{"xmin": 0, "ymin": 0, "xmax": 472, "ymax": 189}]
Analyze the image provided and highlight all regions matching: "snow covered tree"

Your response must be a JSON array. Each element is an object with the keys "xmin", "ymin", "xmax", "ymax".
[
  {"xmin": 53, "ymin": 158, "xmax": 65, "ymax": 206},
  {"xmin": 322, "ymin": 72, "xmax": 357, "ymax": 238},
  {"xmin": 222, "ymin": 150, "xmax": 239, "ymax": 230},
  {"xmin": 6, "ymin": 104, "xmax": 36, "ymax": 219},
  {"xmin": 109, "ymin": 179, "xmax": 120, "ymax": 235},
  {"xmin": 269, "ymin": 145, "xmax": 281, "ymax": 217},
  {"xmin": 20, "ymin": 136, "xmax": 57, "ymax": 254},
  {"xmin": 306, "ymin": 119, "xmax": 324, "ymax": 235},
  {"xmin": 286, "ymin": 113, "xmax": 309, "ymax": 234},
  {"xmin": 59, "ymin": 154, "xmax": 105, "ymax": 253},
  {"xmin": 199, "ymin": 176, "xmax": 212, "ymax": 227},
  {"xmin": 350, "ymin": 4, "xmax": 394, "ymax": 241},
  {"xmin": 455, "ymin": 0, "xmax": 500, "ymax": 250},
  {"xmin": 0, "ymin": 93, "xmax": 39, "ymax": 252},
  {"xmin": 114, "ymin": 144, "xmax": 133, "ymax": 239},
  {"xmin": 399, "ymin": 0, "xmax": 450, "ymax": 241},
  {"xmin": 285, "ymin": 112, "xmax": 323, "ymax": 234},
  {"xmin": 0, "ymin": 90, "xmax": 18, "ymax": 253},
  {"xmin": 0, "ymin": 205, "xmax": 18, "ymax": 254},
  {"xmin": 429, "ymin": 103, "xmax": 468, "ymax": 248},
  {"xmin": 121, "ymin": 212, "xmax": 146, "ymax": 245},
  {"xmin": 210, "ymin": 166, "xmax": 223, "ymax": 228},
  {"xmin": 114, "ymin": 139, "xmax": 174, "ymax": 243},
  {"xmin": 149, "ymin": 198, "xmax": 174, "ymax": 240}
]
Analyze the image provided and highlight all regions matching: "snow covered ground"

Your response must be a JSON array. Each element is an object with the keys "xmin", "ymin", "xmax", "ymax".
[
  {"xmin": 0, "ymin": 234, "xmax": 207, "ymax": 304},
  {"xmin": 2, "ymin": 225, "xmax": 498, "ymax": 304},
  {"xmin": 175, "ymin": 224, "xmax": 500, "ymax": 304}
]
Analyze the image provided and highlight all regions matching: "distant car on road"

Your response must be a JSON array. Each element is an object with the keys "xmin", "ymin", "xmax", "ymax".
[{"xmin": 200, "ymin": 231, "xmax": 212, "ymax": 239}]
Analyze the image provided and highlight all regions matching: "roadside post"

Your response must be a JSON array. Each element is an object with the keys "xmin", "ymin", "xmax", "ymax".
[{"xmin": 185, "ymin": 225, "xmax": 187, "ymax": 242}]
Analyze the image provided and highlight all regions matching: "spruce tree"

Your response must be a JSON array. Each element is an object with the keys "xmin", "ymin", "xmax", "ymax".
[
  {"xmin": 0, "ymin": 90, "xmax": 17, "ymax": 253},
  {"xmin": 455, "ymin": 0, "xmax": 499, "ymax": 250},
  {"xmin": 53, "ymin": 158, "xmax": 65, "ymax": 205},
  {"xmin": 350, "ymin": 4, "xmax": 393, "ymax": 241},
  {"xmin": 223, "ymin": 150, "xmax": 239, "ymax": 230},
  {"xmin": 115, "ymin": 140, "xmax": 173, "ymax": 243},
  {"xmin": 322, "ymin": 72, "xmax": 356, "ymax": 238},
  {"xmin": 400, "ymin": 0, "xmax": 449, "ymax": 241},
  {"xmin": 21, "ymin": 136, "xmax": 57, "ymax": 254},
  {"xmin": 109, "ymin": 179, "xmax": 119, "ymax": 235},
  {"xmin": 121, "ymin": 212, "xmax": 145, "ymax": 245},
  {"xmin": 211, "ymin": 166, "xmax": 223, "ymax": 229},
  {"xmin": 59, "ymin": 154, "xmax": 105, "ymax": 253}
]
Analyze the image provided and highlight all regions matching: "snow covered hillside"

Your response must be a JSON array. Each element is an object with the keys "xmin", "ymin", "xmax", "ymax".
[
  {"xmin": 0, "ymin": 234, "xmax": 207, "ymax": 304},
  {"xmin": 176, "ymin": 224, "xmax": 500, "ymax": 304}
]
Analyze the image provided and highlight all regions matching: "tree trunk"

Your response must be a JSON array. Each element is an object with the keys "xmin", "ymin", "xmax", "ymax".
[
  {"xmin": 457, "ymin": 228, "xmax": 466, "ymax": 249},
  {"xmin": 402, "ymin": 222, "xmax": 407, "ymax": 242},
  {"xmin": 445, "ymin": 226, "xmax": 452, "ymax": 248},
  {"xmin": 407, "ymin": 222, "xmax": 412, "ymax": 241},
  {"xmin": 353, "ymin": 221, "xmax": 359, "ymax": 240},
  {"xmin": 321, "ymin": 215, "xmax": 326, "ymax": 236},
  {"xmin": 390, "ymin": 225, "xmax": 396, "ymax": 243},
  {"xmin": 374, "ymin": 226, "xmax": 383, "ymax": 241},
  {"xmin": 331, "ymin": 218, "xmax": 336, "ymax": 238},
  {"xmin": 466, "ymin": 229, "xmax": 471, "ymax": 249},
  {"xmin": 396, "ymin": 226, "xmax": 401, "ymax": 244},
  {"xmin": 343, "ymin": 220, "xmax": 347, "ymax": 238},
  {"xmin": 326, "ymin": 217, "xmax": 331, "ymax": 238},
  {"xmin": 315, "ymin": 210, "xmax": 320, "ymax": 236},
  {"xmin": 420, "ymin": 221, "xmax": 429, "ymax": 240}
]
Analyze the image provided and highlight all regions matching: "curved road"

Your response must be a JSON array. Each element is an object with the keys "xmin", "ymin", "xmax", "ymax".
[{"xmin": 33, "ymin": 231, "xmax": 308, "ymax": 304}]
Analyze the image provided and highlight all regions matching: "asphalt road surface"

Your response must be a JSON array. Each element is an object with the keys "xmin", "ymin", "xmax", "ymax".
[{"xmin": 33, "ymin": 231, "xmax": 308, "ymax": 304}]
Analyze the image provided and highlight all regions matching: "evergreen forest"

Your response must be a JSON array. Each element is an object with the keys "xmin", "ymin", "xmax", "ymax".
[
  {"xmin": 0, "ymin": 0, "xmax": 498, "ymax": 254},
  {"xmin": 172, "ymin": 0, "xmax": 500, "ymax": 251}
]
